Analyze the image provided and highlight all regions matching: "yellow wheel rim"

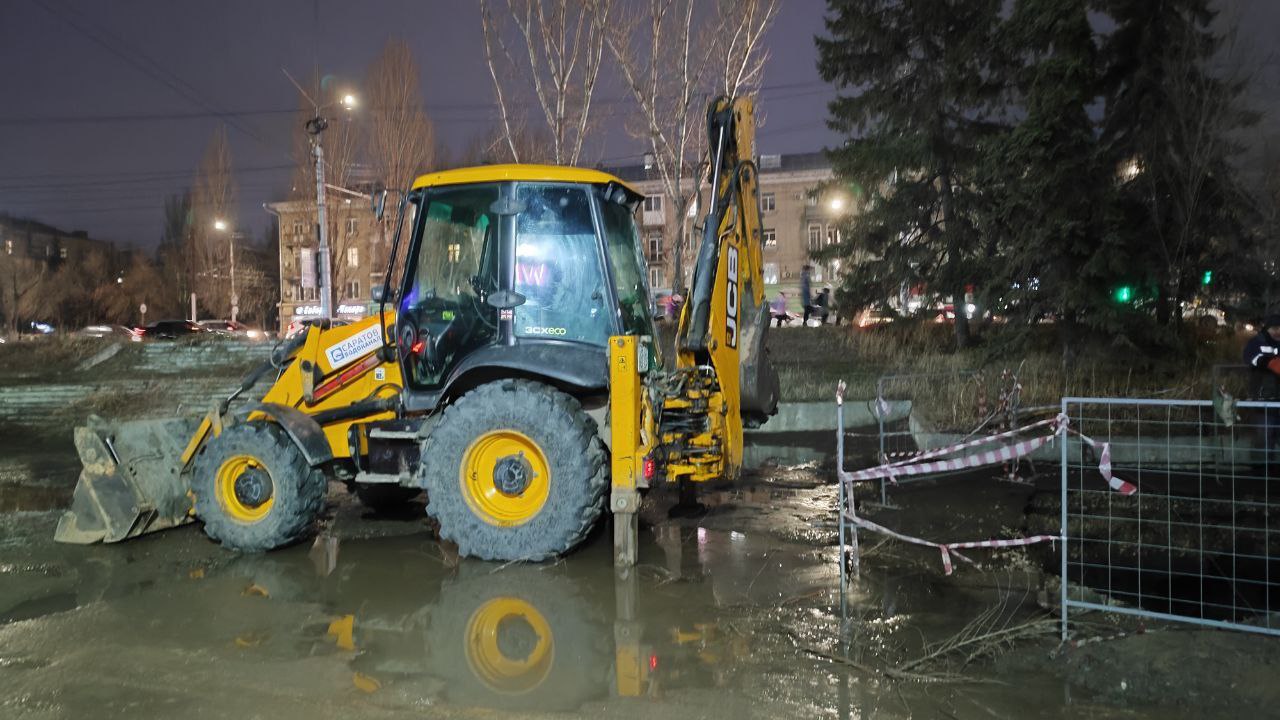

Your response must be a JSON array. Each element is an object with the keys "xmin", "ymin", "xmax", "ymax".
[
  {"xmin": 464, "ymin": 597, "xmax": 554, "ymax": 694},
  {"xmin": 215, "ymin": 454, "xmax": 275, "ymax": 523},
  {"xmin": 459, "ymin": 430, "xmax": 550, "ymax": 527}
]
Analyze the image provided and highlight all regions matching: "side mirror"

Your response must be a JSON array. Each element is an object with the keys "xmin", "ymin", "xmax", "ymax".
[{"xmin": 372, "ymin": 188, "xmax": 388, "ymax": 220}]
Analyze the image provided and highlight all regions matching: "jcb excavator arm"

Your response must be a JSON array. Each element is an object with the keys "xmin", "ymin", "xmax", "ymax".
[{"xmin": 608, "ymin": 96, "xmax": 779, "ymax": 565}]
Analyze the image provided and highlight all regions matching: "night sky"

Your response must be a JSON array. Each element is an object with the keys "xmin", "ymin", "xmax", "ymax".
[{"xmin": 1, "ymin": 0, "xmax": 1275, "ymax": 249}]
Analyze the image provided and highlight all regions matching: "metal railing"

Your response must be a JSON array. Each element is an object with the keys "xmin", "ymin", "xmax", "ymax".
[{"xmin": 1059, "ymin": 397, "xmax": 1280, "ymax": 639}]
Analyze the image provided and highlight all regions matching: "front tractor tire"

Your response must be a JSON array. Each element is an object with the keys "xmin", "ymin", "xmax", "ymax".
[
  {"xmin": 192, "ymin": 421, "xmax": 326, "ymax": 552},
  {"xmin": 420, "ymin": 379, "xmax": 608, "ymax": 562}
]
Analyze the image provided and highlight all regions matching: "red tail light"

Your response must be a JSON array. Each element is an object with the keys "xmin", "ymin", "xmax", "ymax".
[
  {"xmin": 642, "ymin": 456, "xmax": 656, "ymax": 481},
  {"xmin": 410, "ymin": 339, "xmax": 426, "ymax": 355},
  {"xmin": 648, "ymin": 654, "xmax": 659, "ymax": 672}
]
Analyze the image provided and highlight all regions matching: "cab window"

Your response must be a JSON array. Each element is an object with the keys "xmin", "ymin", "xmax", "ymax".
[
  {"xmin": 514, "ymin": 184, "xmax": 612, "ymax": 345},
  {"xmin": 399, "ymin": 185, "xmax": 499, "ymax": 388}
]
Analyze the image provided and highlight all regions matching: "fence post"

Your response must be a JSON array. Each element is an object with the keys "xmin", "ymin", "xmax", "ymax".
[{"xmin": 1060, "ymin": 396, "xmax": 1069, "ymax": 643}]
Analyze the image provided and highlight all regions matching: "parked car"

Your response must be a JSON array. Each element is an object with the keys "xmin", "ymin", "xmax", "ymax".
[
  {"xmin": 79, "ymin": 324, "xmax": 142, "ymax": 341},
  {"xmin": 284, "ymin": 317, "xmax": 351, "ymax": 339},
  {"xmin": 138, "ymin": 319, "xmax": 207, "ymax": 340},
  {"xmin": 198, "ymin": 319, "xmax": 268, "ymax": 340}
]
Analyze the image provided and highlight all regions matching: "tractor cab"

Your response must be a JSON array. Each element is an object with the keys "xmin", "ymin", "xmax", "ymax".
[{"xmin": 390, "ymin": 166, "xmax": 657, "ymax": 411}]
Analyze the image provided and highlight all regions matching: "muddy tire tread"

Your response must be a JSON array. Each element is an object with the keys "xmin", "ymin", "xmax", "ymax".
[{"xmin": 419, "ymin": 379, "xmax": 607, "ymax": 561}]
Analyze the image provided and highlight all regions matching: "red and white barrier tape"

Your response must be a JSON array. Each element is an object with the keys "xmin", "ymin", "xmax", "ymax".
[
  {"xmin": 843, "ymin": 414, "xmax": 1137, "ymax": 496},
  {"xmin": 844, "ymin": 511, "xmax": 1058, "ymax": 575}
]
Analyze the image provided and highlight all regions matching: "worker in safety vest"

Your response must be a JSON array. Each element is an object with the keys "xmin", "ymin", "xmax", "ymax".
[{"xmin": 1243, "ymin": 314, "xmax": 1280, "ymax": 459}]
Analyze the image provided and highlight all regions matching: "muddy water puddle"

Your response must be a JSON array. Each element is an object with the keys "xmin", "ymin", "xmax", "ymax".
[{"xmin": 0, "ymin": 431, "xmax": 1253, "ymax": 719}]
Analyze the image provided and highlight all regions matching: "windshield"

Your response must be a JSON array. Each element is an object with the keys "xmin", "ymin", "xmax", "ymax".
[
  {"xmin": 513, "ymin": 184, "xmax": 612, "ymax": 346},
  {"xmin": 598, "ymin": 195, "xmax": 656, "ymax": 339}
]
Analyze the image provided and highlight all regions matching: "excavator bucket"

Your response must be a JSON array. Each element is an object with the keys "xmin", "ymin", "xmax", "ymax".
[{"xmin": 54, "ymin": 416, "xmax": 200, "ymax": 544}]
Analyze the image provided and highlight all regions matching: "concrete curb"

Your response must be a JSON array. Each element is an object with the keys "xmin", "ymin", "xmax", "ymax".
[{"xmin": 746, "ymin": 399, "xmax": 911, "ymax": 434}]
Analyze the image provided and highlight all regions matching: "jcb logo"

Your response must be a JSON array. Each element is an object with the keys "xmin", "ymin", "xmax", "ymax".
[{"xmin": 725, "ymin": 246, "xmax": 739, "ymax": 349}]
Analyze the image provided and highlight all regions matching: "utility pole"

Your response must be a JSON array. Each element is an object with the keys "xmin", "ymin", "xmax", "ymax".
[
  {"xmin": 313, "ymin": 139, "xmax": 332, "ymax": 318},
  {"xmin": 285, "ymin": 67, "xmax": 356, "ymax": 320}
]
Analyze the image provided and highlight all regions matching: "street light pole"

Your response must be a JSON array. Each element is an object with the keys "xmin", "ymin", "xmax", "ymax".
[
  {"xmin": 313, "ymin": 139, "xmax": 332, "ymax": 318},
  {"xmin": 214, "ymin": 219, "xmax": 238, "ymax": 323}
]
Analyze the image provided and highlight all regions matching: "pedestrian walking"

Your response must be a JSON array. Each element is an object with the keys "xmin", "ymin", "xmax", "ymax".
[{"xmin": 801, "ymin": 265, "xmax": 813, "ymax": 324}]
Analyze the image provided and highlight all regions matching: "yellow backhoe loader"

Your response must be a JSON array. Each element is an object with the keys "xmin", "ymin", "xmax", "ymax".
[{"xmin": 55, "ymin": 95, "xmax": 779, "ymax": 566}]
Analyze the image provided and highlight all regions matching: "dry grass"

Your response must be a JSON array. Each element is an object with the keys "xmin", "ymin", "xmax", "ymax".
[{"xmin": 759, "ymin": 321, "xmax": 1245, "ymax": 418}]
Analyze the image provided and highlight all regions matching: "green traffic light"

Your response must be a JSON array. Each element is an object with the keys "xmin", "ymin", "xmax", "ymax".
[
  {"xmin": 1113, "ymin": 286, "xmax": 1133, "ymax": 303},
  {"xmin": 1202, "ymin": 270, "xmax": 1213, "ymax": 285}
]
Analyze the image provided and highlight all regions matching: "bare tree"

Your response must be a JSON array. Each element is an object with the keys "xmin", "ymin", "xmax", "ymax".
[
  {"xmin": 716, "ymin": 0, "xmax": 778, "ymax": 99},
  {"xmin": 366, "ymin": 38, "xmax": 437, "ymax": 191},
  {"xmin": 190, "ymin": 124, "xmax": 238, "ymax": 318},
  {"xmin": 607, "ymin": 0, "xmax": 777, "ymax": 289},
  {"xmin": 480, "ymin": 0, "xmax": 615, "ymax": 165}
]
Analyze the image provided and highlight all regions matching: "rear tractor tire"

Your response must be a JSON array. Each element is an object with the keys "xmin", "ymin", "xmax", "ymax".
[
  {"xmin": 192, "ymin": 421, "xmax": 326, "ymax": 552},
  {"xmin": 419, "ymin": 379, "xmax": 608, "ymax": 562}
]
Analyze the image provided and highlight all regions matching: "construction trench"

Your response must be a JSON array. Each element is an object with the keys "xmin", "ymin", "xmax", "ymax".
[{"xmin": 1, "ymin": 340, "xmax": 1279, "ymax": 719}]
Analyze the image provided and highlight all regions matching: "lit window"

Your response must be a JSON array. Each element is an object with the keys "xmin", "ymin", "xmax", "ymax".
[
  {"xmin": 447, "ymin": 243, "xmax": 461, "ymax": 263},
  {"xmin": 763, "ymin": 228, "xmax": 777, "ymax": 248},
  {"xmin": 647, "ymin": 231, "xmax": 662, "ymax": 262},
  {"xmin": 761, "ymin": 193, "xmax": 776, "ymax": 212},
  {"xmin": 644, "ymin": 195, "xmax": 663, "ymax": 212},
  {"xmin": 4, "ymin": 239, "xmax": 11, "ymax": 254},
  {"xmin": 292, "ymin": 222, "xmax": 304, "ymax": 236},
  {"xmin": 347, "ymin": 247, "xmax": 359, "ymax": 267},
  {"xmin": 346, "ymin": 218, "xmax": 358, "ymax": 235},
  {"xmin": 826, "ymin": 226, "xmax": 841, "ymax": 246},
  {"xmin": 807, "ymin": 223, "xmax": 822, "ymax": 250},
  {"xmin": 763, "ymin": 262, "xmax": 779, "ymax": 285},
  {"xmin": 59, "ymin": 247, "xmax": 68, "ymax": 259},
  {"xmin": 806, "ymin": 193, "xmax": 818, "ymax": 207}
]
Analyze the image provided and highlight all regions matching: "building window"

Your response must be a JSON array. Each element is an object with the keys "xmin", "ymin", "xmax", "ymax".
[
  {"xmin": 646, "ymin": 231, "xmax": 663, "ymax": 262},
  {"xmin": 806, "ymin": 193, "xmax": 818, "ymax": 207},
  {"xmin": 807, "ymin": 223, "xmax": 822, "ymax": 251},
  {"xmin": 761, "ymin": 193, "xmax": 775, "ymax": 213},
  {"xmin": 58, "ymin": 247, "xmax": 68, "ymax": 259},
  {"xmin": 292, "ymin": 221, "xmax": 304, "ymax": 236},
  {"xmin": 763, "ymin": 228, "xmax": 777, "ymax": 248},
  {"xmin": 826, "ymin": 226, "xmax": 841, "ymax": 246},
  {"xmin": 643, "ymin": 195, "xmax": 663, "ymax": 212},
  {"xmin": 447, "ymin": 243, "xmax": 461, "ymax": 263},
  {"xmin": 812, "ymin": 265, "xmax": 824, "ymax": 283},
  {"xmin": 649, "ymin": 266, "xmax": 664, "ymax": 289},
  {"xmin": 346, "ymin": 280, "xmax": 361, "ymax": 298},
  {"xmin": 346, "ymin": 218, "xmax": 358, "ymax": 235},
  {"xmin": 45, "ymin": 244, "xmax": 53, "ymax": 258},
  {"xmin": 763, "ymin": 262, "xmax": 779, "ymax": 285},
  {"xmin": 347, "ymin": 247, "xmax": 359, "ymax": 267},
  {"xmin": 4, "ymin": 239, "xmax": 11, "ymax": 255}
]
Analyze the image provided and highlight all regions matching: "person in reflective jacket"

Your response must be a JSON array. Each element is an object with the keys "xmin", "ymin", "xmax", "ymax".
[{"xmin": 1243, "ymin": 314, "xmax": 1280, "ymax": 460}]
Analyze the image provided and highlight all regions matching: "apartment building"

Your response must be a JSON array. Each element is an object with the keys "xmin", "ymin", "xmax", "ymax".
[{"xmin": 605, "ymin": 151, "xmax": 856, "ymax": 298}]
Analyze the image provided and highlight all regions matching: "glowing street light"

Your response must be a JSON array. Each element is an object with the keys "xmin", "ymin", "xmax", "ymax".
[
  {"xmin": 829, "ymin": 196, "xmax": 845, "ymax": 211},
  {"xmin": 342, "ymin": 93, "xmax": 357, "ymax": 109},
  {"xmin": 213, "ymin": 219, "xmax": 228, "ymax": 231}
]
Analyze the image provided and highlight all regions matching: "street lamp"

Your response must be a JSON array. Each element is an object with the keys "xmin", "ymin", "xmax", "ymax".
[
  {"xmin": 213, "ymin": 219, "xmax": 237, "ymax": 323},
  {"xmin": 829, "ymin": 196, "xmax": 845, "ymax": 211},
  {"xmin": 288, "ymin": 75, "xmax": 359, "ymax": 320}
]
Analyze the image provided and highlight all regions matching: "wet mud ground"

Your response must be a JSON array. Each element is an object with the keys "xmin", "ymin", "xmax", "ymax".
[{"xmin": 1, "ymin": 429, "xmax": 1279, "ymax": 719}]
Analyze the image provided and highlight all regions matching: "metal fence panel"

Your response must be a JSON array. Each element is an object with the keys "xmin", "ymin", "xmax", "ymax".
[{"xmin": 1060, "ymin": 397, "xmax": 1280, "ymax": 640}]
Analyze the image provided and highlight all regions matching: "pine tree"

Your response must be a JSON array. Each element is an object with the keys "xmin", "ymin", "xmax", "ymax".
[
  {"xmin": 1096, "ymin": 0, "xmax": 1254, "ymax": 326},
  {"xmin": 982, "ymin": 0, "xmax": 1120, "ymax": 351},
  {"xmin": 816, "ymin": 0, "xmax": 1003, "ymax": 348}
]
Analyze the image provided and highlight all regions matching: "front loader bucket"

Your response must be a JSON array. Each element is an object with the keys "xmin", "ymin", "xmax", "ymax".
[{"xmin": 55, "ymin": 416, "xmax": 201, "ymax": 544}]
